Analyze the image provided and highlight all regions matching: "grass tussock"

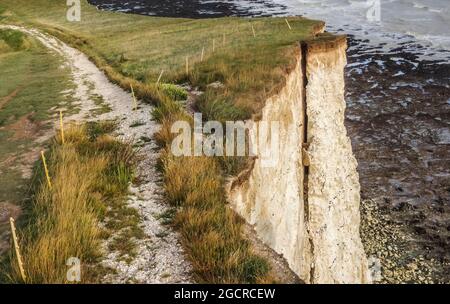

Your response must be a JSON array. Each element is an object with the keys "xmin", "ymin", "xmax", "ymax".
[
  {"xmin": 0, "ymin": 29, "xmax": 29, "ymax": 51},
  {"xmin": 161, "ymin": 152, "xmax": 270, "ymax": 283},
  {"xmin": 160, "ymin": 83, "xmax": 188, "ymax": 101},
  {"xmin": 2, "ymin": 122, "xmax": 137, "ymax": 283}
]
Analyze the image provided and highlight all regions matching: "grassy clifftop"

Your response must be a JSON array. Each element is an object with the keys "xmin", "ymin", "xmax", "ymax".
[{"xmin": 0, "ymin": 0, "xmax": 323, "ymax": 119}]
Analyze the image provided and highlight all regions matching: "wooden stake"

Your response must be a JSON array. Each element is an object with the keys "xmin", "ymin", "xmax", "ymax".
[
  {"xmin": 10, "ymin": 217, "xmax": 26, "ymax": 282},
  {"xmin": 251, "ymin": 24, "xmax": 256, "ymax": 37},
  {"xmin": 285, "ymin": 19, "xmax": 292, "ymax": 30},
  {"xmin": 41, "ymin": 151, "xmax": 52, "ymax": 190},
  {"xmin": 59, "ymin": 110, "xmax": 65, "ymax": 144},
  {"xmin": 130, "ymin": 84, "xmax": 137, "ymax": 111},
  {"xmin": 156, "ymin": 70, "xmax": 164, "ymax": 85},
  {"xmin": 222, "ymin": 33, "xmax": 226, "ymax": 46},
  {"xmin": 185, "ymin": 56, "xmax": 189, "ymax": 75},
  {"xmin": 201, "ymin": 46, "xmax": 205, "ymax": 62},
  {"xmin": 212, "ymin": 39, "xmax": 215, "ymax": 52}
]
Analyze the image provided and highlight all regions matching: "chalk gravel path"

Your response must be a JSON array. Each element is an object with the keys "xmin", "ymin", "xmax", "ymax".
[{"xmin": 2, "ymin": 25, "xmax": 192, "ymax": 283}]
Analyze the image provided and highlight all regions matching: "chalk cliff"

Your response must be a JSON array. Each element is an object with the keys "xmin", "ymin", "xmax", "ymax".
[{"xmin": 228, "ymin": 34, "xmax": 371, "ymax": 284}]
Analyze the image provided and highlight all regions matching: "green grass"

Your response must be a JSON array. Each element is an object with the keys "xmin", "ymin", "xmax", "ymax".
[
  {"xmin": 0, "ymin": 122, "xmax": 138, "ymax": 283},
  {"xmin": 0, "ymin": 0, "xmax": 326, "ymax": 283},
  {"xmin": 0, "ymin": 31, "xmax": 74, "ymax": 125},
  {"xmin": 0, "ymin": 28, "xmax": 75, "ymax": 245}
]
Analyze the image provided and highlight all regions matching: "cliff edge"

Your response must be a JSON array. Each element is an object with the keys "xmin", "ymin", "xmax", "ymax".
[{"xmin": 228, "ymin": 34, "xmax": 371, "ymax": 284}]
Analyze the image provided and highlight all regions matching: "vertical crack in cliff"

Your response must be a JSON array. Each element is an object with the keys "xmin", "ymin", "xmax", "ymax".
[
  {"xmin": 300, "ymin": 42, "xmax": 309, "ymax": 220},
  {"xmin": 300, "ymin": 41, "xmax": 315, "ymax": 284}
]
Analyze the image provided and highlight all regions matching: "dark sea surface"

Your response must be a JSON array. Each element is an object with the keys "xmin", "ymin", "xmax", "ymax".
[
  {"xmin": 88, "ymin": 0, "xmax": 287, "ymax": 18},
  {"xmin": 88, "ymin": 0, "xmax": 450, "ymax": 282}
]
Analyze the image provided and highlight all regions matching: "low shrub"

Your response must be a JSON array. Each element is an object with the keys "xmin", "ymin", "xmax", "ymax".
[{"xmin": 159, "ymin": 83, "xmax": 188, "ymax": 101}]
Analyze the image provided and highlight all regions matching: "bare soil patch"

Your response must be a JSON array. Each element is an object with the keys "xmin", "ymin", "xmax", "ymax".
[{"xmin": 2, "ymin": 113, "xmax": 42, "ymax": 141}]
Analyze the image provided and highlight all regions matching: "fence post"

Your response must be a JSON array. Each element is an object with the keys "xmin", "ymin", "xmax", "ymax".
[
  {"xmin": 186, "ymin": 56, "xmax": 189, "ymax": 75},
  {"xmin": 10, "ymin": 217, "xmax": 26, "ymax": 283},
  {"xmin": 41, "ymin": 151, "xmax": 52, "ymax": 190},
  {"xmin": 156, "ymin": 70, "xmax": 164, "ymax": 85},
  {"xmin": 130, "ymin": 84, "xmax": 137, "ymax": 111},
  {"xmin": 59, "ymin": 110, "xmax": 65, "ymax": 144},
  {"xmin": 285, "ymin": 19, "xmax": 292, "ymax": 30}
]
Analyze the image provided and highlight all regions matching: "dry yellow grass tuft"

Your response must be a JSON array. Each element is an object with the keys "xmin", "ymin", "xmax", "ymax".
[
  {"xmin": 157, "ymin": 114, "xmax": 270, "ymax": 283},
  {"xmin": 4, "ymin": 123, "xmax": 136, "ymax": 283}
]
